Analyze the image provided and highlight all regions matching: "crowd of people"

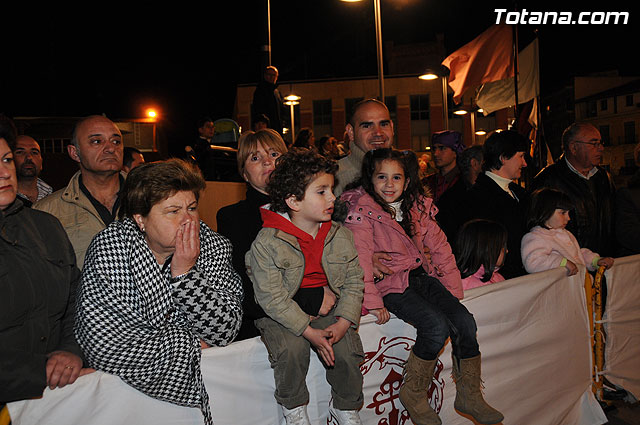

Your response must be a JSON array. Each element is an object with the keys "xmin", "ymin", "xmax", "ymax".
[{"xmin": 1, "ymin": 92, "xmax": 638, "ymax": 425}]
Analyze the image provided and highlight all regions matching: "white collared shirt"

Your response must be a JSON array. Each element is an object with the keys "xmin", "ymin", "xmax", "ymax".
[{"xmin": 565, "ymin": 157, "xmax": 598, "ymax": 180}]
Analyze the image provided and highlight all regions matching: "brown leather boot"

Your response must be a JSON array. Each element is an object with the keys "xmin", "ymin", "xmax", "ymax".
[
  {"xmin": 452, "ymin": 355, "xmax": 504, "ymax": 424},
  {"xmin": 398, "ymin": 350, "xmax": 442, "ymax": 425}
]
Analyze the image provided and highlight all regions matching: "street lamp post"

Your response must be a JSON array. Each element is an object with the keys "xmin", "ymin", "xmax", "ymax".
[
  {"xmin": 342, "ymin": 0, "xmax": 385, "ymax": 101},
  {"xmin": 284, "ymin": 94, "xmax": 301, "ymax": 141},
  {"xmin": 419, "ymin": 70, "xmax": 449, "ymax": 131},
  {"xmin": 373, "ymin": 0, "xmax": 384, "ymax": 101}
]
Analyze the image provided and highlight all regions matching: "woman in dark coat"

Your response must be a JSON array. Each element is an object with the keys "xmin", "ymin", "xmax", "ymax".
[
  {"xmin": 216, "ymin": 129, "xmax": 289, "ymax": 341},
  {"xmin": 1, "ymin": 118, "xmax": 89, "ymax": 404}
]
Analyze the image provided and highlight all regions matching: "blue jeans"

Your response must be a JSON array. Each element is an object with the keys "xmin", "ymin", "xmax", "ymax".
[{"xmin": 383, "ymin": 270, "xmax": 479, "ymax": 361}]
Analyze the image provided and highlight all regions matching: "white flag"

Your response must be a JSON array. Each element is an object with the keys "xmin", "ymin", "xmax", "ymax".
[{"xmin": 476, "ymin": 38, "xmax": 540, "ymax": 115}]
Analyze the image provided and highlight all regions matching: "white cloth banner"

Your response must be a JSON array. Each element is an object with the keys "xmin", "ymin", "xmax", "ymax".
[
  {"xmin": 9, "ymin": 267, "xmax": 607, "ymax": 425},
  {"xmin": 603, "ymin": 254, "xmax": 640, "ymax": 399}
]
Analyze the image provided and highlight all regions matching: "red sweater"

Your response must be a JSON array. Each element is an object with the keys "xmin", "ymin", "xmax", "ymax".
[{"xmin": 260, "ymin": 208, "xmax": 330, "ymax": 288}]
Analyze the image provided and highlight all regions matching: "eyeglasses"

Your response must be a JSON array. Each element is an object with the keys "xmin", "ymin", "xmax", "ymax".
[{"xmin": 573, "ymin": 140, "xmax": 604, "ymax": 148}]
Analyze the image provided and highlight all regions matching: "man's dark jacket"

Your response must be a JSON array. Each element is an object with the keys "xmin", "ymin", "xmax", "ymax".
[
  {"xmin": 532, "ymin": 156, "xmax": 616, "ymax": 256},
  {"xmin": 252, "ymin": 80, "xmax": 284, "ymax": 135}
]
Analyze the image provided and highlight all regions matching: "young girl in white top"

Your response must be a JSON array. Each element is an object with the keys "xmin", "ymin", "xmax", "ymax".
[{"xmin": 521, "ymin": 188, "xmax": 614, "ymax": 275}]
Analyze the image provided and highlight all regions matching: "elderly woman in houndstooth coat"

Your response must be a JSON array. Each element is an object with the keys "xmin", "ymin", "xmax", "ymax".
[{"xmin": 75, "ymin": 159, "xmax": 243, "ymax": 425}]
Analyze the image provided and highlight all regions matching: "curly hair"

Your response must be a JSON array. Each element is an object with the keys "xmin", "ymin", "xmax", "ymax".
[
  {"xmin": 119, "ymin": 158, "xmax": 206, "ymax": 219},
  {"xmin": 360, "ymin": 148, "xmax": 426, "ymax": 237},
  {"xmin": 267, "ymin": 148, "xmax": 338, "ymax": 213}
]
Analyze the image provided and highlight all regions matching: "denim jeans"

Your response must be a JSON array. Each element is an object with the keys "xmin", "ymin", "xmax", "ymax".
[{"xmin": 383, "ymin": 270, "xmax": 479, "ymax": 361}]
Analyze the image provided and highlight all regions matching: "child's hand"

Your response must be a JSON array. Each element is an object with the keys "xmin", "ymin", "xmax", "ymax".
[
  {"xmin": 317, "ymin": 286, "xmax": 337, "ymax": 316},
  {"xmin": 597, "ymin": 257, "xmax": 614, "ymax": 270},
  {"xmin": 303, "ymin": 326, "xmax": 335, "ymax": 366},
  {"xmin": 372, "ymin": 252, "xmax": 393, "ymax": 280},
  {"xmin": 325, "ymin": 317, "xmax": 350, "ymax": 345},
  {"xmin": 565, "ymin": 260, "xmax": 578, "ymax": 276},
  {"xmin": 370, "ymin": 308, "xmax": 390, "ymax": 325}
]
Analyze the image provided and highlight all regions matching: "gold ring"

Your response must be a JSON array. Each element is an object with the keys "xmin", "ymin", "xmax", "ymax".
[{"xmin": 65, "ymin": 366, "xmax": 74, "ymax": 369}]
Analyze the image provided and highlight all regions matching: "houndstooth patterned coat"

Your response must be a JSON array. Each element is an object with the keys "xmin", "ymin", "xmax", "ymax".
[{"xmin": 75, "ymin": 218, "xmax": 243, "ymax": 424}]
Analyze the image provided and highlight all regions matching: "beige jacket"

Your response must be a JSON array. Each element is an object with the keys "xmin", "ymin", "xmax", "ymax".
[
  {"xmin": 246, "ymin": 221, "xmax": 364, "ymax": 336},
  {"xmin": 34, "ymin": 171, "xmax": 109, "ymax": 268}
]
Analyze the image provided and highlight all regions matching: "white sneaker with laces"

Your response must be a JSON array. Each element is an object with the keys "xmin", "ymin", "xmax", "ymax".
[
  {"xmin": 329, "ymin": 403, "xmax": 363, "ymax": 425},
  {"xmin": 282, "ymin": 405, "xmax": 311, "ymax": 425}
]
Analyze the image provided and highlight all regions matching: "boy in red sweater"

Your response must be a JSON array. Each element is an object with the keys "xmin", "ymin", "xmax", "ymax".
[{"xmin": 246, "ymin": 149, "xmax": 365, "ymax": 425}]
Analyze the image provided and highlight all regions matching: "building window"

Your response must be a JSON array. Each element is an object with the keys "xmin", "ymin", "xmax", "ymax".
[
  {"xmin": 410, "ymin": 94, "xmax": 430, "ymax": 121},
  {"xmin": 345, "ymin": 97, "xmax": 364, "ymax": 125},
  {"xmin": 626, "ymin": 94, "xmax": 634, "ymax": 107},
  {"xmin": 600, "ymin": 99, "xmax": 607, "ymax": 111},
  {"xmin": 624, "ymin": 152, "xmax": 635, "ymax": 168},
  {"xmin": 385, "ymin": 96, "xmax": 397, "ymax": 122},
  {"xmin": 586, "ymin": 100, "xmax": 597, "ymax": 117},
  {"xmin": 599, "ymin": 125, "xmax": 610, "ymax": 146},
  {"xmin": 313, "ymin": 100, "xmax": 332, "ymax": 126},
  {"xmin": 624, "ymin": 121, "xmax": 636, "ymax": 144}
]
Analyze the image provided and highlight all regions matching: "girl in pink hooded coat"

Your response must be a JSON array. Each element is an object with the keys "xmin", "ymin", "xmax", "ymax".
[
  {"xmin": 521, "ymin": 188, "xmax": 614, "ymax": 276},
  {"xmin": 341, "ymin": 148, "xmax": 503, "ymax": 425}
]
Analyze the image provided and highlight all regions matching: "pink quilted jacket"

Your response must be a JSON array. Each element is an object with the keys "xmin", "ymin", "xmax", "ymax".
[{"xmin": 341, "ymin": 187, "xmax": 463, "ymax": 314}]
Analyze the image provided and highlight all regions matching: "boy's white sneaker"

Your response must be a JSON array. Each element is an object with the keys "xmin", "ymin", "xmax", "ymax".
[
  {"xmin": 282, "ymin": 405, "xmax": 311, "ymax": 425},
  {"xmin": 329, "ymin": 404, "xmax": 363, "ymax": 425}
]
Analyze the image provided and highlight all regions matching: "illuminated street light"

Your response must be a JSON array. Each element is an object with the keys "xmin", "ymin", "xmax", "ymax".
[
  {"xmin": 418, "ymin": 67, "xmax": 449, "ymax": 130},
  {"xmin": 284, "ymin": 95, "xmax": 301, "ymax": 141}
]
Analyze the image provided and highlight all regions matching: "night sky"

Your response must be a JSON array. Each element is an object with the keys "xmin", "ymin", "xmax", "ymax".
[{"xmin": 3, "ymin": 1, "xmax": 637, "ymax": 143}]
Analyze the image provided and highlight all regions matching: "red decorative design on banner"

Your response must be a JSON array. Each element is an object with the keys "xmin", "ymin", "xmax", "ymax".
[{"xmin": 359, "ymin": 336, "xmax": 445, "ymax": 424}]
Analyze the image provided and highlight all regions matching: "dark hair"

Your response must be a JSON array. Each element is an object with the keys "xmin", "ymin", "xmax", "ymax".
[
  {"xmin": 123, "ymin": 147, "xmax": 142, "ymax": 168},
  {"xmin": 293, "ymin": 128, "xmax": 313, "ymax": 149},
  {"xmin": 0, "ymin": 114, "xmax": 17, "ymax": 151},
  {"xmin": 482, "ymin": 130, "xmax": 529, "ymax": 172},
  {"xmin": 251, "ymin": 113, "xmax": 270, "ymax": 127},
  {"xmin": 360, "ymin": 148, "xmax": 426, "ymax": 237},
  {"xmin": 267, "ymin": 148, "xmax": 338, "ymax": 213},
  {"xmin": 455, "ymin": 219, "xmax": 508, "ymax": 282},
  {"xmin": 119, "ymin": 158, "xmax": 206, "ymax": 219},
  {"xmin": 196, "ymin": 116, "xmax": 214, "ymax": 129},
  {"xmin": 457, "ymin": 145, "xmax": 483, "ymax": 177},
  {"xmin": 527, "ymin": 187, "xmax": 573, "ymax": 230}
]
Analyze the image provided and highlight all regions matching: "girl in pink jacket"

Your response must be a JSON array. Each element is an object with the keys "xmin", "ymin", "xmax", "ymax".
[
  {"xmin": 341, "ymin": 149, "xmax": 503, "ymax": 425},
  {"xmin": 521, "ymin": 188, "xmax": 614, "ymax": 275}
]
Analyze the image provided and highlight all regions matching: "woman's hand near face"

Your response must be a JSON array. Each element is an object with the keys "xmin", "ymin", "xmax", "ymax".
[{"xmin": 171, "ymin": 220, "xmax": 200, "ymax": 277}]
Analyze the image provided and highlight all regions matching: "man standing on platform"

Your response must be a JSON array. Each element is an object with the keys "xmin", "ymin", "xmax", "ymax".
[{"xmin": 252, "ymin": 66, "xmax": 285, "ymax": 136}]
